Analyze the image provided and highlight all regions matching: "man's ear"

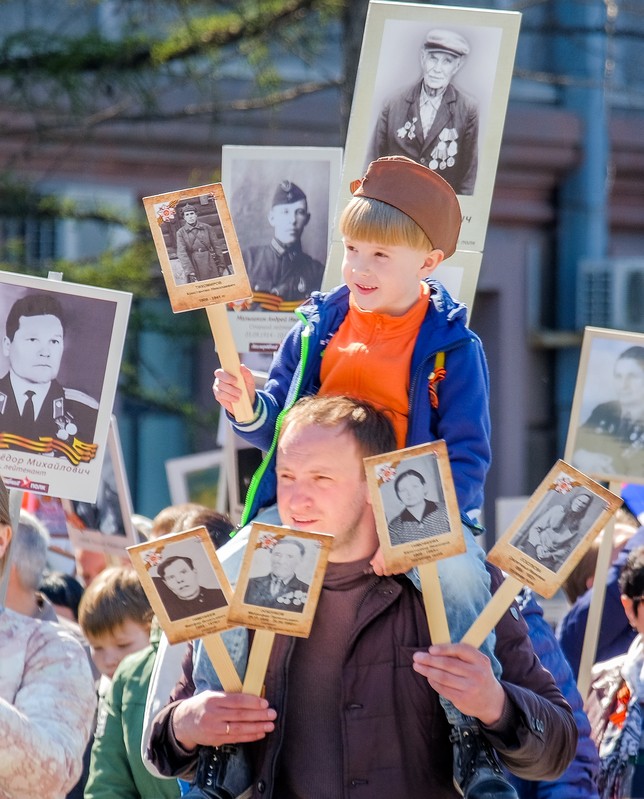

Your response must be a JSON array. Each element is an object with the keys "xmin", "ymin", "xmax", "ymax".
[
  {"xmin": 419, "ymin": 249, "xmax": 444, "ymax": 278},
  {"xmin": 621, "ymin": 594, "xmax": 636, "ymax": 627},
  {"xmin": 0, "ymin": 523, "xmax": 12, "ymax": 559},
  {"xmin": 2, "ymin": 336, "xmax": 11, "ymax": 358}
]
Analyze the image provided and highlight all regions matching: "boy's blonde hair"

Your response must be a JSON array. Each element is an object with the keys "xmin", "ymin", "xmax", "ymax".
[
  {"xmin": 339, "ymin": 196, "xmax": 433, "ymax": 252},
  {"xmin": 78, "ymin": 566, "xmax": 152, "ymax": 639}
]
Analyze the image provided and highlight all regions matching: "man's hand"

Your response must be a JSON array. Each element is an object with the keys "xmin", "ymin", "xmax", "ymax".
[
  {"xmin": 213, "ymin": 365, "xmax": 257, "ymax": 415},
  {"xmin": 413, "ymin": 643, "xmax": 506, "ymax": 727},
  {"xmin": 369, "ymin": 547, "xmax": 406, "ymax": 577},
  {"xmin": 172, "ymin": 691, "xmax": 276, "ymax": 750}
]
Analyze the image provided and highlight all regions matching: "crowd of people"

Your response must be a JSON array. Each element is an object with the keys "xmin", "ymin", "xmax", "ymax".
[{"xmin": 2, "ymin": 155, "xmax": 644, "ymax": 799}]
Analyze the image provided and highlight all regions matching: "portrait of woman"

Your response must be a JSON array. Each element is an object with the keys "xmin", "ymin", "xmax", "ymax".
[
  {"xmin": 572, "ymin": 345, "xmax": 644, "ymax": 482},
  {"xmin": 519, "ymin": 491, "xmax": 594, "ymax": 571}
]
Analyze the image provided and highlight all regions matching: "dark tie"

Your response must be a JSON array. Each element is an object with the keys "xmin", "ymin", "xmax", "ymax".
[{"xmin": 23, "ymin": 390, "xmax": 36, "ymax": 424}]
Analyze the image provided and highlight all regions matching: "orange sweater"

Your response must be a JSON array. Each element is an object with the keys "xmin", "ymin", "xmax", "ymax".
[{"xmin": 319, "ymin": 284, "xmax": 429, "ymax": 447}]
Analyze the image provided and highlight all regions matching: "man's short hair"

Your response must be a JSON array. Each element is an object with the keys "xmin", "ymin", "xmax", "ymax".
[
  {"xmin": 13, "ymin": 509, "xmax": 50, "ymax": 592},
  {"xmin": 5, "ymin": 293, "xmax": 66, "ymax": 341},
  {"xmin": 394, "ymin": 469, "xmax": 426, "ymax": 499},
  {"xmin": 78, "ymin": 566, "xmax": 152, "ymax": 638},
  {"xmin": 274, "ymin": 536, "xmax": 305, "ymax": 558},
  {"xmin": 157, "ymin": 554, "xmax": 194, "ymax": 581},
  {"xmin": 279, "ymin": 395, "xmax": 397, "ymax": 462}
]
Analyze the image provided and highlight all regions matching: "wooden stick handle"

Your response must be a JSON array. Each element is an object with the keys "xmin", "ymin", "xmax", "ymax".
[
  {"xmin": 206, "ymin": 304, "xmax": 254, "ymax": 423},
  {"xmin": 460, "ymin": 575, "xmax": 523, "ymax": 649},
  {"xmin": 202, "ymin": 633, "xmax": 243, "ymax": 694},
  {"xmin": 418, "ymin": 561, "xmax": 451, "ymax": 644},
  {"xmin": 577, "ymin": 501, "xmax": 618, "ymax": 700},
  {"xmin": 242, "ymin": 629, "xmax": 275, "ymax": 696}
]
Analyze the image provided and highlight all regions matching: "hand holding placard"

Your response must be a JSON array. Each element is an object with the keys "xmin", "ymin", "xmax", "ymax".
[{"xmin": 142, "ymin": 183, "xmax": 254, "ymax": 422}]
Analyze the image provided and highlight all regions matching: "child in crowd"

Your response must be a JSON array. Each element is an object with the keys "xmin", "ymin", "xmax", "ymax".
[
  {"xmin": 79, "ymin": 566, "xmax": 178, "ymax": 798},
  {"xmin": 213, "ymin": 156, "xmax": 512, "ymax": 798}
]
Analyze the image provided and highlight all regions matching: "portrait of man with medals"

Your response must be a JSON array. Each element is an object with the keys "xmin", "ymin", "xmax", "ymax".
[{"xmin": 0, "ymin": 292, "xmax": 99, "ymax": 462}]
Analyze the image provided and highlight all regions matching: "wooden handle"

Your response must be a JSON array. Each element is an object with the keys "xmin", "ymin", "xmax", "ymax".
[
  {"xmin": 202, "ymin": 633, "xmax": 243, "ymax": 693},
  {"xmin": 577, "ymin": 504, "xmax": 617, "ymax": 700},
  {"xmin": 418, "ymin": 561, "xmax": 451, "ymax": 644},
  {"xmin": 206, "ymin": 304, "xmax": 254, "ymax": 422},
  {"xmin": 460, "ymin": 575, "xmax": 523, "ymax": 649},
  {"xmin": 242, "ymin": 629, "xmax": 275, "ymax": 696}
]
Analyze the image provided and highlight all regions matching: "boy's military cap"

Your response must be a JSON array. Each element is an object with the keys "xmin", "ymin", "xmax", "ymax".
[
  {"xmin": 182, "ymin": 204, "xmax": 197, "ymax": 215},
  {"xmin": 350, "ymin": 156, "xmax": 462, "ymax": 258},
  {"xmin": 423, "ymin": 29, "xmax": 470, "ymax": 56},
  {"xmin": 272, "ymin": 180, "xmax": 307, "ymax": 207}
]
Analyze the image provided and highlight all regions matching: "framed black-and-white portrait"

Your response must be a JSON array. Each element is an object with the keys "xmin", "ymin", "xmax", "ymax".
[
  {"xmin": 488, "ymin": 460, "xmax": 622, "ymax": 597},
  {"xmin": 0, "ymin": 271, "xmax": 130, "ymax": 502},
  {"xmin": 564, "ymin": 327, "xmax": 644, "ymax": 485},
  {"xmin": 63, "ymin": 416, "xmax": 137, "ymax": 556},
  {"xmin": 128, "ymin": 526, "xmax": 233, "ymax": 644},
  {"xmin": 221, "ymin": 145, "xmax": 343, "ymax": 352},
  {"xmin": 142, "ymin": 184, "xmax": 251, "ymax": 313},
  {"xmin": 228, "ymin": 523, "xmax": 333, "ymax": 636},
  {"xmin": 364, "ymin": 441, "xmax": 464, "ymax": 572},
  {"xmin": 165, "ymin": 449, "xmax": 227, "ymax": 513},
  {"xmin": 339, "ymin": 2, "xmax": 521, "ymax": 255}
]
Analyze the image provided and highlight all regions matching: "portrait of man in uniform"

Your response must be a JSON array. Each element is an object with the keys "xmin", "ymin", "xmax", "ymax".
[
  {"xmin": 244, "ymin": 535, "xmax": 310, "ymax": 612},
  {"xmin": 0, "ymin": 292, "xmax": 98, "ymax": 448},
  {"xmin": 155, "ymin": 554, "xmax": 227, "ymax": 622},
  {"xmin": 244, "ymin": 180, "xmax": 325, "ymax": 310},
  {"xmin": 176, "ymin": 203, "xmax": 232, "ymax": 284},
  {"xmin": 366, "ymin": 28, "xmax": 478, "ymax": 195},
  {"xmin": 387, "ymin": 467, "xmax": 451, "ymax": 546}
]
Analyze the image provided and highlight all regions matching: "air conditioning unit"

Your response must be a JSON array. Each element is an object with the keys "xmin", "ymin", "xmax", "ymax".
[{"xmin": 577, "ymin": 257, "xmax": 644, "ymax": 332}]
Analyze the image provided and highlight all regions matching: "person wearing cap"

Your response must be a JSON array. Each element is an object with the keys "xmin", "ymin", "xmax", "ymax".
[
  {"xmin": 214, "ymin": 156, "xmax": 518, "ymax": 797},
  {"xmin": 176, "ymin": 203, "xmax": 230, "ymax": 283},
  {"xmin": 0, "ymin": 291, "xmax": 99, "ymax": 453},
  {"xmin": 243, "ymin": 180, "xmax": 325, "ymax": 310},
  {"xmin": 366, "ymin": 28, "xmax": 478, "ymax": 195},
  {"xmin": 0, "ymin": 475, "xmax": 97, "ymax": 799}
]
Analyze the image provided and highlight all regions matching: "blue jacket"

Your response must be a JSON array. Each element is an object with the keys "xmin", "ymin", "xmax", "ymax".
[
  {"xmin": 231, "ymin": 279, "xmax": 491, "ymax": 525},
  {"xmin": 557, "ymin": 526, "xmax": 644, "ymax": 679},
  {"xmin": 510, "ymin": 590, "xmax": 600, "ymax": 799}
]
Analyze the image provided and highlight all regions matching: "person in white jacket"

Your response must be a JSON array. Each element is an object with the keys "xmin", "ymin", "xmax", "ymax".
[{"xmin": 0, "ymin": 477, "xmax": 96, "ymax": 799}]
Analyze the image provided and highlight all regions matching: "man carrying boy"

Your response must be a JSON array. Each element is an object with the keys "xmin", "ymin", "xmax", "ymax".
[
  {"xmin": 214, "ymin": 156, "xmax": 501, "ymax": 794},
  {"xmin": 148, "ymin": 396, "xmax": 577, "ymax": 798}
]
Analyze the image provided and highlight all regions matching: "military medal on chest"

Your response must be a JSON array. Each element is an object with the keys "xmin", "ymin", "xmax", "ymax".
[
  {"xmin": 429, "ymin": 128, "xmax": 459, "ymax": 171},
  {"xmin": 53, "ymin": 397, "xmax": 78, "ymax": 440}
]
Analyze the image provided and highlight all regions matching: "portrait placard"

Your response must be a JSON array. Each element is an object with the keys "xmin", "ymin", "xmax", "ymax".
[
  {"xmin": 63, "ymin": 415, "xmax": 137, "ymax": 556},
  {"xmin": 165, "ymin": 449, "xmax": 227, "ymax": 513},
  {"xmin": 128, "ymin": 526, "xmax": 233, "ymax": 645},
  {"xmin": 364, "ymin": 440, "xmax": 464, "ymax": 573},
  {"xmin": 338, "ymin": 1, "xmax": 521, "ymax": 255},
  {"xmin": 142, "ymin": 184, "xmax": 251, "ymax": 313},
  {"xmin": 564, "ymin": 326, "xmax": 644, "ymax": 485},
  {"xmin": 487, "ymin": 460, "xmax": 622, "ymax": 598},
  {"xmin": 0, "ymin": 271, "xmax": 130, "ymax": 502},
  {"xmin": 228, "ymin": 523, "xmax": 333, "ymax": 637},
  {"xmin": 221, "ymin": 145, "xmax": 343, "ymax": 352}
]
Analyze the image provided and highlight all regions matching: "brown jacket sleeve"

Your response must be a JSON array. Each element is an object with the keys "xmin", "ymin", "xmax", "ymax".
[{"xmin": 482, "ymin": 564, "xmax": 578, "ymax": 780}]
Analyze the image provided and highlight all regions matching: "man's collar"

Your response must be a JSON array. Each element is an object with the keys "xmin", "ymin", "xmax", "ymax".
[
  {"xmin": 10, "ymin": 372, "xmax": 52, "ymax": 402},
  {"xmin": 271, "ymin": 238, "xmax": 303, "ymax": 257}
]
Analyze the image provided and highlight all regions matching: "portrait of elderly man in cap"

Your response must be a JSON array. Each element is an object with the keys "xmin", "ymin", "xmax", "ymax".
[
  {"xmin": 175, "ymin": 203, "xmax": 231, "ymax": 283},
  {"xmin": 366, "ymin": 28, "xmax": 478, "ymax": 196},
  {"xmin": 243, "ymin": 180, "xmax": 325, "ymax": 309}
]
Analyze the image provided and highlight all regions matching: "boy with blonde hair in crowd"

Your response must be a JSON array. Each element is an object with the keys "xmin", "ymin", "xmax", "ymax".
[{"xmin": 213, "ymin": 156, "xmax": 515, "ymax": 798}]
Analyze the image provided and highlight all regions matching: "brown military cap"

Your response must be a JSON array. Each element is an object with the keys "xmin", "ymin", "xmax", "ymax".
[{"xmin": 350, "ymin": 156, "xmax": 462, "ymax": 257}]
